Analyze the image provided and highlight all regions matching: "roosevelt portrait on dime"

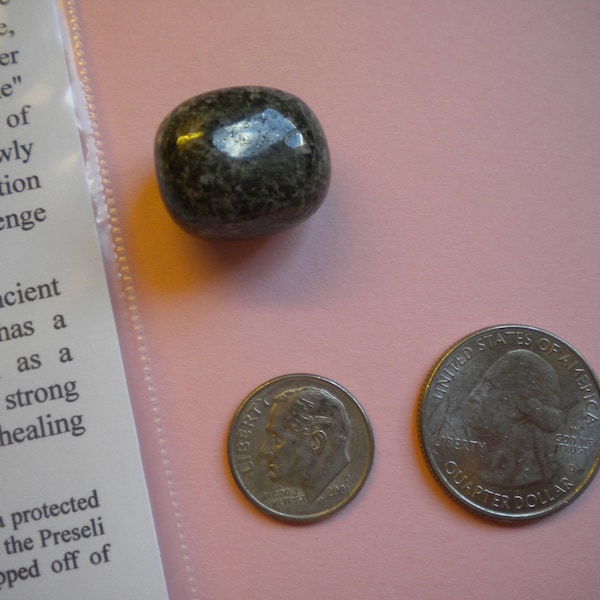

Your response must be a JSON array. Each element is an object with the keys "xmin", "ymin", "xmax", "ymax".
[{"xmin": 258, "ymin": 385, "xmax": 351, "ymax": 504}]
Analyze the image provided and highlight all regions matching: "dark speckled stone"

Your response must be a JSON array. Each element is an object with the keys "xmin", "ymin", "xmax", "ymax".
[{"xmin": 155, "ymin": 86, "xmax": 331, "ymax": 239}]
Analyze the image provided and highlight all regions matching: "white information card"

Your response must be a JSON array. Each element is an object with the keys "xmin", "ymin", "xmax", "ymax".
[{"xmin": 0, "ymin": 1, "xmax": 169, "ymax": 597}]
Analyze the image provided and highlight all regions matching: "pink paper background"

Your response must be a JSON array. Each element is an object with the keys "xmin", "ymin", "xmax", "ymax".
[{"xmin": 75, "ymin": 2, "xmax": 600, "ymax": 599}]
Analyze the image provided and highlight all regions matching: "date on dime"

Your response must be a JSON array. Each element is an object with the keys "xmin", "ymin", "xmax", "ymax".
[
  {"xmin": 228, "ymin": 374, "xmax": 374, "ymax": 523},
  {"xmin": 418, "ymin": 325, "xmax": 600, "ymax": 521}
]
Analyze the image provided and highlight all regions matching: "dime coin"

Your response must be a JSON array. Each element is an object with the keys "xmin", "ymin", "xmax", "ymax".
[
  {"xmin": 418, "ymin": 325, "xmax": 600, "ymax": 521},
  {"xmin": 228, "ymin": 374, "xmax": 374, "ymax": 522}
]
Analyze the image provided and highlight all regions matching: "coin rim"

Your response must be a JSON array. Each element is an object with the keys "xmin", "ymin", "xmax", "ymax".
[
  {"xmin": 417, "ymin": 324, "xmax": 600, "ymax": 522},
  {"xmin": 228, "ymin": 373, "xmax": 375, "ymax": 523}
]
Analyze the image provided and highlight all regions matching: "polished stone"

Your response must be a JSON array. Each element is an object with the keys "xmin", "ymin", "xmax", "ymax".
[{"xmin": 155, "ymin": 86, "xmax": 331, "ymax": 239}]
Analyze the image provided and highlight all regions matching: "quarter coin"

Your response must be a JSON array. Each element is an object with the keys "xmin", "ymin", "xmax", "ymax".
[
  {"xmin": 418, "ymin": 325, "xmax": 600, "ymax": 521},
  {"xmin": 228, "ymin": 374, "xmax": 374, "ymax": 522}
]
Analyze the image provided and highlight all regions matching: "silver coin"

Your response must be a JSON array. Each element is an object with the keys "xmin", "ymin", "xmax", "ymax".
[
  {"xmin": 418, "ymin": 325, "xmax": 600, "ymax": 521},
  {"xmin": 228, "ymin": 373, "xmax": 374, "ymax": 522}
]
